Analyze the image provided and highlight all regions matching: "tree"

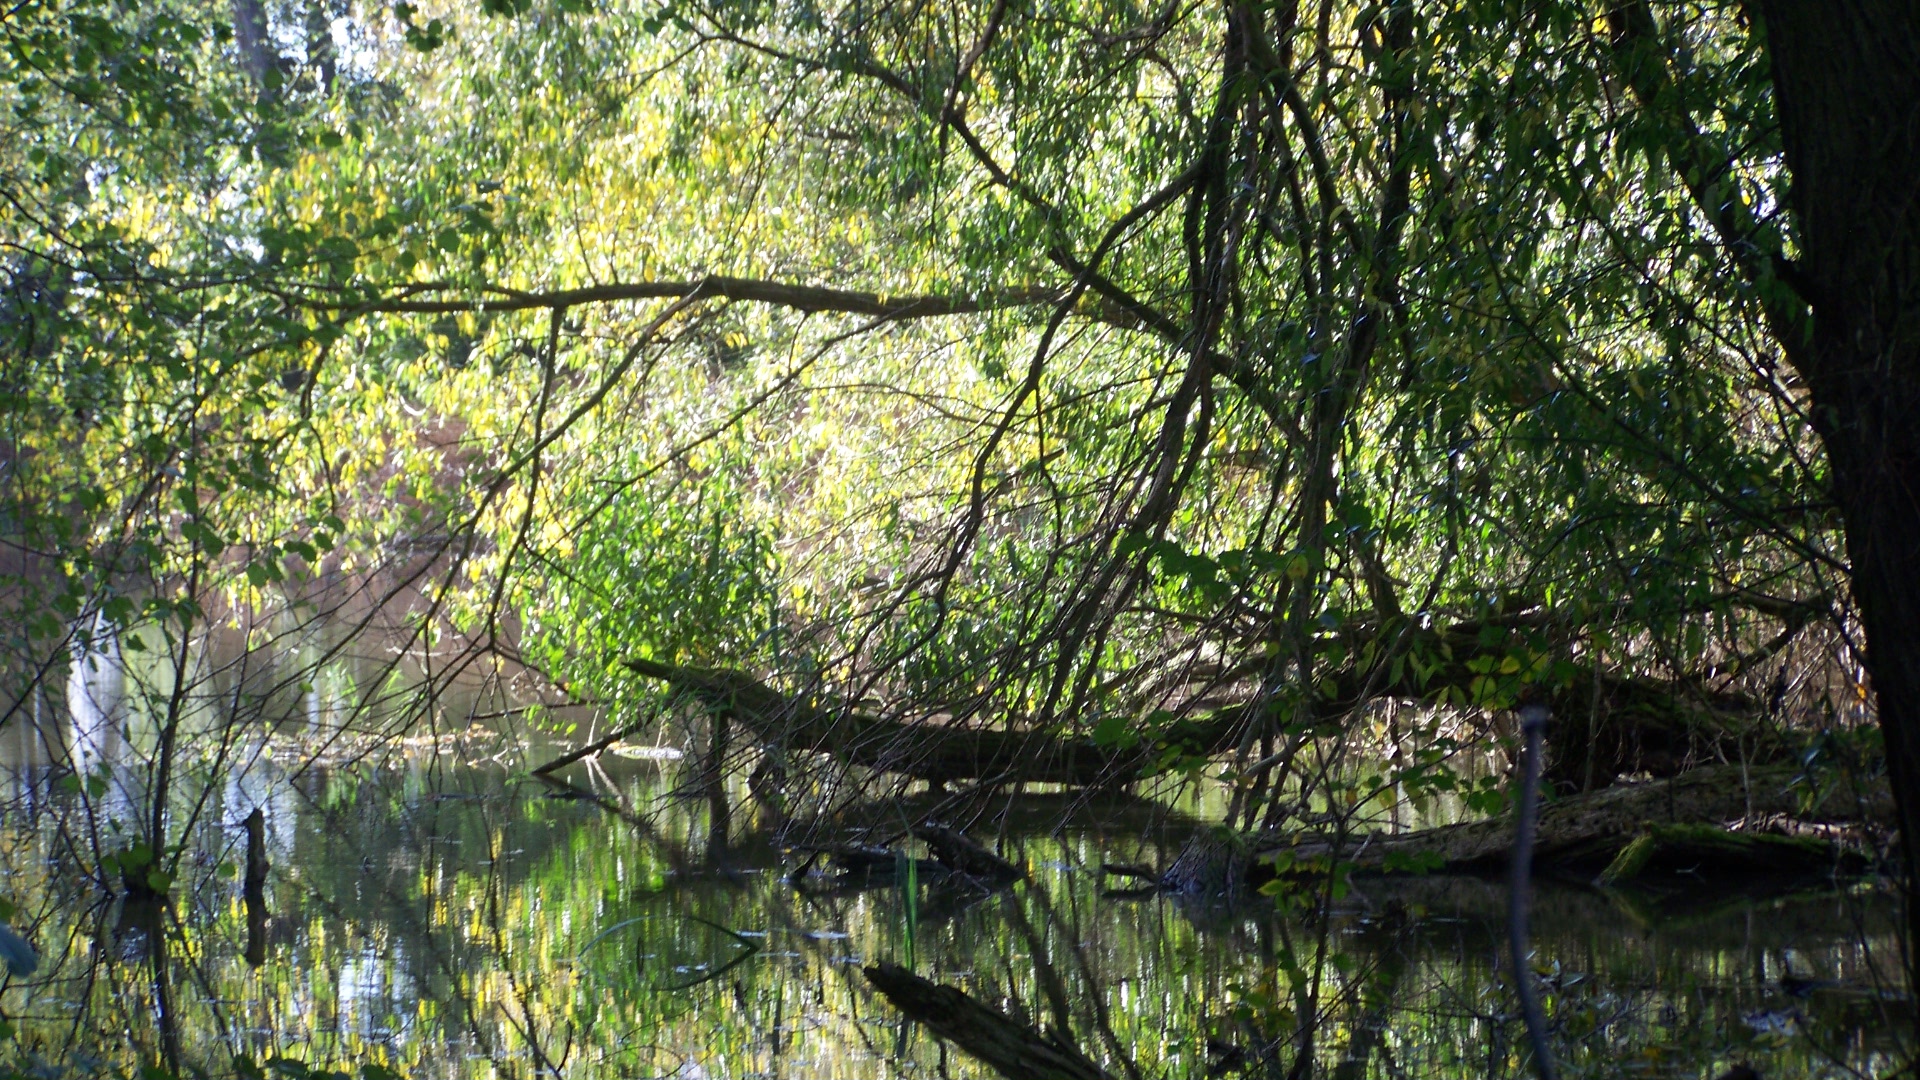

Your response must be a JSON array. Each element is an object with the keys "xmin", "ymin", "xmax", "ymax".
[
  {"xmin": 1750, "ymin": 0, "xmax": 1920, "ymax": 995},
  {"xmin": 4, "ymin": 0, "xmax": 1913, "ymax": 1003},
  {"xmin": 1607, "ymin": 0, "xmax": 1920, "ymax": 994}
]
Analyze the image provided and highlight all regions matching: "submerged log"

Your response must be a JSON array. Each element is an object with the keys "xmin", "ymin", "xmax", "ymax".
[
  {"xmin": 863, "ymin": 962, "xmax": 1114, "ymax": 1080},
  {"xmin": 1258, "ymin": 763, "xmax": 1886, "ymax": 881},
  {"xmin": 792, "ymin": 842, "xmax": 900, "ymax": 875},
  {"xmin": 914, "ymin": 823, "xmax": 1025, "ymax": 882},
  {"xmin": 791, "ymin": 827, "xmax": 1021, "ymax": 884}
]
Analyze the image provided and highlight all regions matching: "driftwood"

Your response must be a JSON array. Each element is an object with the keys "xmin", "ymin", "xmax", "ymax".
[
  {"xmin": 530, "ymin": 719, "xmax": 650, "ymax": 775},
  {"xmin": 863, "ymin": 962, "xmax": 1114, "ymax": 1080},
  {"xmin": 1257, "ymin": 763, "xmax": 1886, "ymax": 882}
]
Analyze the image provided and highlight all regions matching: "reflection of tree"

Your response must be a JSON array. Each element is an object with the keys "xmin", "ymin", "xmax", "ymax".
[
  {"xmin": 866, "ymin": 961, "xmax": 1114, "ymax": 1080},
  {"xmin": 0, "ymin": 754, "xmax": 1902, "ymax": 1078}
]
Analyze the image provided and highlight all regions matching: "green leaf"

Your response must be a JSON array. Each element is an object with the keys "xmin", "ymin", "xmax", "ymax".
[{"xmin": 1090, "ymin": 715, "xmax": 1135, "ymax": 749}]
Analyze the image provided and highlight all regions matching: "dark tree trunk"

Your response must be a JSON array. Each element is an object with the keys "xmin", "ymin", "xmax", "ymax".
[
  {"xmin": 1754, "ymin": 0, "xmax": 1920, "ymax": 1005},
  {"xmin": 230, "ymin": 0, "xmax": 275, "ymax": 93},
  {"xmin": 305, "ymin": 0, "xmax": 337, "ymax": 93}
]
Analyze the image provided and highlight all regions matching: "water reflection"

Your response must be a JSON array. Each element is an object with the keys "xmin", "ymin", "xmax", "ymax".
[
  {"xmin": 0, "ymin": 627, "xmax": 1909, "ymax": 1080},
  {"xmin": 0, "ymin": 730, "xmax": 1903, "ymax": 1079},
  {"xmin": 66, "ymin": 614, "xmax": 126, "ymax": 779},
  {"xmin": 223, "ymin": 745, "xmax": 297, "ymax": 872}
]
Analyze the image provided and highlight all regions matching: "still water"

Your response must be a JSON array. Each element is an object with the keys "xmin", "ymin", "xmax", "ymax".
[{"xmin": 0, "ymin": 728, "xmax": 1905, "ymax": 1080}]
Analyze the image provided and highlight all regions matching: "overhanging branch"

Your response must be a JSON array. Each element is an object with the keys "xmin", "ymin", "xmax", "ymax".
[{"xmin": 325, "ymin": 275, "xmax": 1065, "ymax": 319}]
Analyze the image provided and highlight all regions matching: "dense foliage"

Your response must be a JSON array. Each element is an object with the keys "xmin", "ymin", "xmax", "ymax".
[{"xmin": 0, "ymin": 0, "xmax": 1898, "ymax": 950}]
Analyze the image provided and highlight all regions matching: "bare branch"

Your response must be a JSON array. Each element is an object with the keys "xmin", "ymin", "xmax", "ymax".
[{"xmin": 327, "ymin": 275, "xmax": 1063, "ymax": 319}]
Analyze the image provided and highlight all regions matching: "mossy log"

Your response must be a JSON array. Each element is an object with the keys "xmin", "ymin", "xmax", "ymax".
[
  {"xmin": 863, "ymin": 962, "xmax": 1114, "ymax": 1080},
  {"xmin": 1588, "ymin": 823, "xmax": 1856, "ymax": 883},
  {"xmin": 622, "ymin": 658, "xmax": 1237, "ymax": 786},
  {"xmin": 1255, "ymin": 763, "xmax": 1886, "ymax": 882}
]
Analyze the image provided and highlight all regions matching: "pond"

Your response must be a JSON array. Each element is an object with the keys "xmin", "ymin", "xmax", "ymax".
[{"xmin": 0, "ymin": 715, "xmax": 1906, "ymax": 1080}]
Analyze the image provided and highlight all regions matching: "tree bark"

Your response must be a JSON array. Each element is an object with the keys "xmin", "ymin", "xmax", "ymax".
[{"xmin": 1752, "ymin": 0, "xmax": 1920, "ymax": 1008}]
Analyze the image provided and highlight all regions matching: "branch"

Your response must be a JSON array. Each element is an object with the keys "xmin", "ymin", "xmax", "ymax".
[{"xmin": 320, "ymin": 275, "xmax": 1064, "ymax": 319}]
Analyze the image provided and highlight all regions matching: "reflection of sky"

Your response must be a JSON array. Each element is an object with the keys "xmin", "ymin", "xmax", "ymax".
[
  {"xmin": 335, "ymin": 939, "xmax": 415, "ymax": 1044},
  {"xmin": 66, "ymin": 615, "xmax": 141, "ymax": 821},
  {"xmin": 67, "ymin": 614, "xmax": 124, "ymax": 774},
  {"xmin": 223, "ymin": 744, "xmax": 298, "ymax": 870}
]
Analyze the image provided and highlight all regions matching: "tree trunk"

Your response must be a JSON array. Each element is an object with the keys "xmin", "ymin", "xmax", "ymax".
[
  {"xmin": 230, "ymin": 0, "xmax": 275, "ymax": 93},
  {"xmin": 622, "ymin": 658, "xmax": 1151, "ymax": 787},
  {"xmin": 1753, "ymin": 0, "xmax": 1920, "ymax": 1009}
]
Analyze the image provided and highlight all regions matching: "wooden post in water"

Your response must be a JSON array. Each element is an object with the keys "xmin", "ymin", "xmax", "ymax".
[
  {"xmin": 243, "ymin": 808, "xmax": 268, "ymax": 892},
  {"xmin": 242, "ymin": 808, "xmax": 268, "ymax": 967},
  {"xmin": 1510, "ymin": 702, "xmax": 1555, "ymax": 1080}
]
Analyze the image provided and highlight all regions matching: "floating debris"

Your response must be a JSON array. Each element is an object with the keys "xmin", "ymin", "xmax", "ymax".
[{"xmin": 607, "ymin": 744, "xmax": 686, "ymax": 761}]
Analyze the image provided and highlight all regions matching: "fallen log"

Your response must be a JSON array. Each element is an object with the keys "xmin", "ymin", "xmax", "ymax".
[
  {"xmin": 1255, "ymin": 763, "xmax": 1886, "ymax": 881},
  {"xmin": 792, "ymin": 842, "xmax": 900, "ymax": 875},
  {"xmin": 618, "ymin": 656, "xmax": 1814, "ymax": 814},
  {"xmin": 863, "ymin": 962, "xmax": 1114, "ymax": 1080},
  {"xmin": 1592, "ymin": 823, "xmax": 1851, "ymax": 885},
  {"xmin": 622, "ymin": 658, "xmax": 1215, "ymax": 787}
]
